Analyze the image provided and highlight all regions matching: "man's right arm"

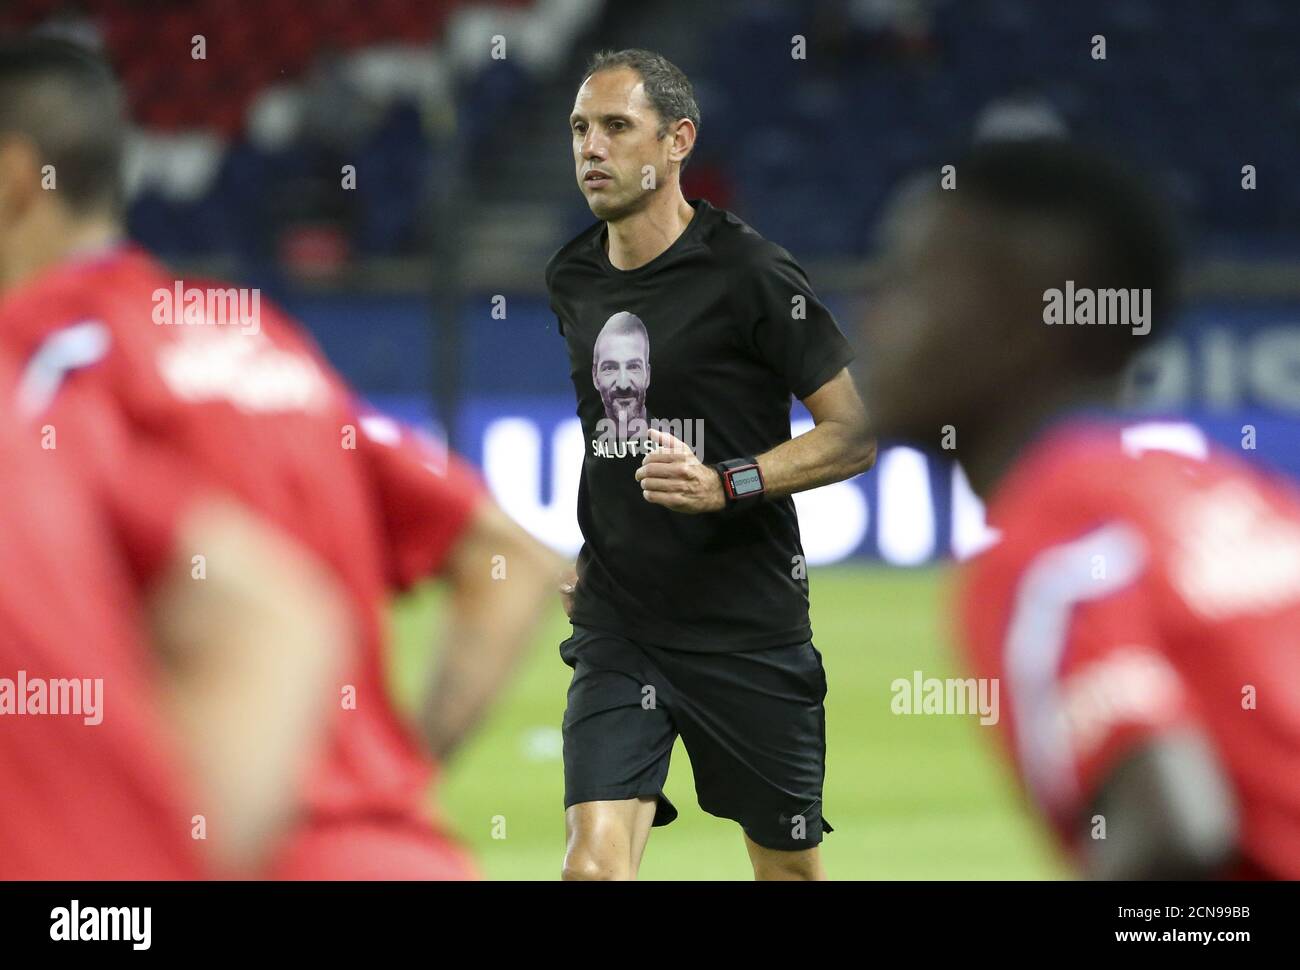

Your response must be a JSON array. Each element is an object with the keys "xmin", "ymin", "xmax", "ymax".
[
  {"xmin": 1084, "ymin": 730, "xmax": 1239, "ymax": 880},
  {"xmin": 148, "ymin": 499, "xmax": 350, "ymax": 874},
  {"xmin": 417, "ymin": 498, "xmax": 569, "ymax": 762},
  {"xmin": 354, "ymin": 412, "xmax": 567, "ymax": 762}
]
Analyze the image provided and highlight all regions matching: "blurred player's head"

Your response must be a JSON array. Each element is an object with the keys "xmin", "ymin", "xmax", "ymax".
[
  {"xmin": 571, "ymin": 49, "xmax": 698, "ymax": 222},
  {"xmin": 0, "ymin": 35, "xmax": 125, "ymax": 292},
  {"xmin": 858, "ymin": 139, "xmax": 1179, "ymax": 453},
  {"xmin": 593, "ymin": 310, "xmax": 651, "ymax": 428}
]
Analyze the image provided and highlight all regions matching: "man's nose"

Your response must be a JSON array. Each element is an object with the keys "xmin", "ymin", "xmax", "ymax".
[{"xmin": 582, "ymin": 129, "xmax": 607, "ymax": 161}]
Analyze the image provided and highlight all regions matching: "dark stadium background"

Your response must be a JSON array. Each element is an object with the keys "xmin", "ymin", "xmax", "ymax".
[{"xmin": 7, "ymin": 0, "xmax": 1294, "ymax": 878}]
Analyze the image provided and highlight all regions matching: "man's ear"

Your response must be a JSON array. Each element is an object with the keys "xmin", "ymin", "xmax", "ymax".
[
  {"xmin": 0, "ymin": 136, "xmax": 47, "ymax": 223},
  {"xmin": 668, "ymin": 118, "xmax": 696, "ymax": 169}
]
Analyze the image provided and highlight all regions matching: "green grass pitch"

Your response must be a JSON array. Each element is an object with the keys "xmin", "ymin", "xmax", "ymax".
[{"xmin": 387, "ymin": 564, "xmax": 1068, "ymax": 880}]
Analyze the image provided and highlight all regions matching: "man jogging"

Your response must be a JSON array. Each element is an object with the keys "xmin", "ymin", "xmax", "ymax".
[{"xmin": 546, "ymin": 49, "xmax": 875, "ymax": 881}]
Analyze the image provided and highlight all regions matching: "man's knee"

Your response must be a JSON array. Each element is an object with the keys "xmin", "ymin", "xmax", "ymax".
[
  {"xmin": 746, "ymin": 836, "xmax": 824, "ymax": 881},
  {"xmin": 561, "ymin": 843, "xmax": 631, "ymax": 881},
  {"xmin": 752, "ymin": 854, "xmax": 821, "ymax": 880},
  {"xmin": 563, "ymin": 798, "xmax": 657, "ymax": 880},
  {"xmin": 562, "ymin": 808, "xmax": 637, "ymax": 880}
]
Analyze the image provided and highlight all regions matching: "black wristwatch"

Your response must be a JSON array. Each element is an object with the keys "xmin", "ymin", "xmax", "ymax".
[{"xmin": 713, "ymin": 457, "xmax": 766, "ymax": 505}]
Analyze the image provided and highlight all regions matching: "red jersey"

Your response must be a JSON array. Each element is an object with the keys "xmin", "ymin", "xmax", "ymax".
[
  {"xmin": 0, "ymin": 354, "xmax": 208, "ymax": 879},
  {"xmin": 958, "ymin": 419, "xmax": 1300, "ymax": 879},
  {"xmin": 0, "ymin": 247, "xmax": 487, "ymax": 877}
]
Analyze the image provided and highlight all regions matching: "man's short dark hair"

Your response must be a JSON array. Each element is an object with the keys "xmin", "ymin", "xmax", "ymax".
[
  {"xmin": 0, "ymin": 35, "xmax": 125, "ymax": 215},
  {"xmin": 583, "ymin": 48, "xmax": 700, "ymax": 170},
  {"xmin": 953, "ymin": 138, "xmax": 1181, "ymax": 374}
]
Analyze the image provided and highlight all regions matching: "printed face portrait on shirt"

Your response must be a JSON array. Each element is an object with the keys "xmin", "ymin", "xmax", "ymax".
[{"xmin": 592, "ymin": 311, "xmax": 650, "ymax": 436}]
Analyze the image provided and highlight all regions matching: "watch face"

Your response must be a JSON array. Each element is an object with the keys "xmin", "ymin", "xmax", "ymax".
[{"xmin": 729, "ymin": 467, "xmax": 763, "ymax": 497}]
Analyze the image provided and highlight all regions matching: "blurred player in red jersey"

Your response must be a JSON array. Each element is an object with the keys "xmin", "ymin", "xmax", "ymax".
[
  {"xmin": 0, "ymin": 351, "xmax": 351, "ymax": 878},
  {"xmin": 0, "ymin": 36, "xmax": 566, "ymax": 878},
  {"xmin": 858, "ymin": 138, "xmax": 1300, "ymax": 879}
]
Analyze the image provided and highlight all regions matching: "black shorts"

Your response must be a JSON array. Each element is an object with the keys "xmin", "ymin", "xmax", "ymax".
[{"xmin": 560, "ymin": 624, "xmax": 832, "ymax": 851}]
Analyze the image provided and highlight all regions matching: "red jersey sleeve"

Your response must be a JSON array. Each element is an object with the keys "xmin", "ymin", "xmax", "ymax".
[
  {"xmin": 353, "ymin": 410, "xmax": 488, "ymax": 592},
  {"xmin": 995, "ymin": 521, "xmax": 1200, "ymax": 829}
]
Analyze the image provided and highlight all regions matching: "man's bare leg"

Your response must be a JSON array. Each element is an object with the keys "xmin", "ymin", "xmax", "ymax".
[
  {"xmin": 562, "ymin": 797, "xmax": 658, "ymax": 880},
  {"xmin": 743, "ymin": 832, "xmax": 826, "ymax": 880}
]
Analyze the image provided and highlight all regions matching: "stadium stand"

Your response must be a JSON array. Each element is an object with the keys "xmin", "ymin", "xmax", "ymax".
[{"xmin": 3, "ymin": 0, "xmax": 1295, "ymax": 269}]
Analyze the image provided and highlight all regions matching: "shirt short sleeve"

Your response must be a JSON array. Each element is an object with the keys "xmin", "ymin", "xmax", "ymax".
[
  {"xmin": 744, "ymin": 244, "xmax": 855, "ymax": 400},
  {"xmin": 354, "ymin": 410, "xmax": 489, "ymax": 591}
]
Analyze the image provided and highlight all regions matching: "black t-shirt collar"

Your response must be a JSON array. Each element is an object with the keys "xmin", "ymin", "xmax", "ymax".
[{"xmin": 595, "ymin": 198, "xmax": 712, "ymax": 278}]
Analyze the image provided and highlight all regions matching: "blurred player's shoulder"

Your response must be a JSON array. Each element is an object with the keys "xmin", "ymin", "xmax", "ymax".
[
  {"xmin": 963, "ymin": 417, "xmax": 1300, "ymax": 625},
  {"xmin": 1, "ymin": 246, "xmax": 359, "ymax": 424},
  {"xmin": 0, "ymin": 245, "xmax": 145, "ymax": 361},
  {"xmin": 990, "ymin": 418, "xmax": 1299, "ymax": 534},
  {"xmin": 0, "ymin": 244, "xmax": 324, "ymax": 357}
]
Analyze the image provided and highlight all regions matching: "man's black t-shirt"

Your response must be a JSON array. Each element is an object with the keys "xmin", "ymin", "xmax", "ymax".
[{"xmin": 544, "ymin": 199, "xmax": 854, "ymax": 652}]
